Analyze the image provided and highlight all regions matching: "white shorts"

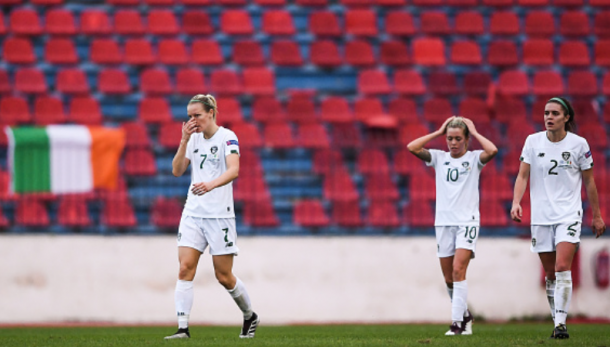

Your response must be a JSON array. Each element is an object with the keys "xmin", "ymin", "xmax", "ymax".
[
  {"xmin": 435, "ymin": 226, "xmax": 479, "ymax": 258},
  {"xmin": 177, "ymin": 216, "xmax": 239, "ymax": 256},
  {"xmin": 530, "ymin": 221, "xmax": 581, "ymax": 253}
]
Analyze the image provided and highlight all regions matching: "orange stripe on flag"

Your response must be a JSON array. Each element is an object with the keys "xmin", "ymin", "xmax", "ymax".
[{"xmin": 88, "ymin": 126, "xmax": 126, "ymax": 190}]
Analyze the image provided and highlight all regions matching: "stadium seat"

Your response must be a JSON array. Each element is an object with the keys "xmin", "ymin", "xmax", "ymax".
[
  {"xmin": 490, "ymin": 11, "xmax": 519, "ymax": 35},
  {"xmin": 233, "ymin": 41, "xmax": 265, "ymax": 66},
  {"xmin": 368, "ymin": 200, "xmax": 400, "ymax": 228},
  {"xmin": 458, "ymin": 97, "xmax": 490, "ymax": 123},
  {"xmin": 428, "ymin": 71, "xmax": 459, "ymax": 95},
  {"xmin": 90, "ymin": 39, "xmax": 122, "ymax": 65},
  {"xmin": 175, "ymin": 68, "xmax": 205, "ymax": 96},
  {"xmin": 16, "ymin": 198, "xmax": 49, "ymax": 227},
  {"xmin": 345, "ymin": 40, "xmax": 376, "ymax": 67},
  {"xmin": 309, "ymin": 11, "xmax": 341, "ymax": 37},
  {"xmin": 0, "ymin": 15, "xmax": 5, "ymax": 36},
  {"xmin": 32, "ymin": 0, "xmax": 63, "ymax": 4},
  {"xmin": 69, "ymin": 97, "xmax": 102, "ymax": 125},
  {"xmin": 357, "ymin": 149, "xmax": 391, "ymax": 175},
  {"xmin": 329, "ymin": 200, "xmax": 361, "ymax": 227},
  {"xmin": 264, "ymin": 123, "xmax": 296, "ymax": 149},
  {"xmin": 3, "ymin": 38, "xmax": 35, "ymax": 64},
  {"xmin": 192, "ymin": 39, "xmax": 224, "ymax": 65},
  {"xmin": 45, "ymin": 9, "xmax": 76, "ymax": 35},
  {"xmin": 497, "ymin": 70, "xmax": 529, "ymax": 96},
  {"xmin": 483, "ymin": 0, "xmax": 513, "ymax": 5},
  {"xmin": 287, "ymin": 96, "xmax": 317, "ymax": 123},
  {"xmin": 559, "ymin": 41, "xmax": 590, "ymax": 66},
  {"xmin": 518, "ymin": 0, "xmax": 548, "ymax": 4},
  {"xmin": 506, "ymin": 122, "xmax": 535, "ymax": 149},
  {"xmin": 454, "ymin": 11, "xmax": 484, "ymax": 35},
  {"xmin": 45, "ymin": 38, "xmax": 78, "ymax": 64},
  {"xmin": 532, "ymin": 70, "xmax": 564, "ymax": 96},
  {"xmin": 365, "ymin": 173, "xmax": 400, "ymax": 201},
  {"xmin": 450, "ymin": 40, "xmax": 482, "ymax": 65},
  {"xmin": 233, "ymin": 122, "xmax": 263, "ymax": 148},
  {"xmin": 102, "ymin": 197, "xmax": 137, "ymax": 228},
  {"xmin": 385, "ymin": 12, "xmax": 415, "ymax": 36},
  {"xmin": 345, "ymin": 9, "xmax": 378, "ymax": 37},
  {"xmin": 262, "ymin": 10, "xmax": 295, "ymax": 36},
  {"xmin": 358, "ymin": 70, "xmax": 391, "ymax": 95},
  {"xmin": 567, "ymin": 71, "xmax": 598, "ymax": 97},
  {"xmin": 502, "ymin": 148, "xmax": 522, "ymax": 175},
  {"xmin": 271, "ymin": 41, "xmax": 303, "ymax": 66},
  {"xmin": 560, "ymin": 11, "xmax": 589, "ymax": 36},
  {"xmin": 388, "ymin": 98, "xmax": 418, "ymax": 124},
  {"xmin": 494, "ymin": 97, "xmax": 527, "ymax": 124},
  {"xmin": 310, "ymin": 41, "xmax": 342, "ymax": 67},
  {"xmin": 58, "ymin": 196, "xmax": 91, "ymax": 227},
  {"xmin": 221, "ymin": 10, "xmax": 254, "ymax": 35},
  {"xmin": 525, "ymin": 11, "xmax": 555, "ymax": 37},
  {"xmin": 447, "ymin": 0, "xmax": 478, "ymax": 5},
  {"xmin": 159, "ymin": 39, "xmax": 189, "ymax": 65},
  {"xmin": 463, "ymin": 72, "xmax": 491, "ymax": 96},
  {"xmin": 252, "ymin": 97, "xmax": 286, "ymax": 124},
  {"xmin": 420, "ymin": 11, "xmax": 450, "ymax": 36},
  {"xmin": 403, "ymin": 200, "xmax": 434, "ymax": 227},
  {"xmin": 182, "ymin": 11, "xmax": 214, "ymax": 35},
  {"xmin": 80, "ymin": 10, "xmax": 111, "ymax": 35},
  {"xmin": 57, "ymin": 69, "xmax": 89, "ymax": 95},
  {"xmin": 409, "ymin": 172, "xmax": 436, "ymax": 201},
  {"xmin": 296, "ymin": 0, "xmax": 328, "ymax": 5},
  {"xmin": 157, "ymin": 121, "xmax": 182, "ymax": 150},
  {"xmin": 355, "ymin": 97, "xmax": 386, "ymax": 124},
  {"xmin": 413, "ymin": 38, "xmax": 446, "ymax": 66},
  {"xmin": 148, "ymin": 10, "xmax": 179, "ymax": 35},
  {"xmin": 15, "ymin": 68, "xmax": 47, "ymax": 94},
  {"xmin": 480, "ymin": 172, "xmax": 513, "ymax": 201},
  {"xmin": 243, "ymin": 68, "xmax": 276, "ymax": 96},
  {"xmin": 595, "ymin": 40, "xmax": 610, "ymax": 66},
  {"xmin": 324, "ymin": 169, "xmax": 359, "ymax": 202},
  {"xmin": 423, "ymin": 97, "xmax": 453, "ymax": 123},
  {"xmin": 151, "ymin": 197, "xmax": 182, "ymax": 229},
  {"xmin": 293, "ymin": 200, "xmax": 330, "ymax": 228},
  {"xmin": 523, "ymin": 39, "xmax": 554, "ymax": 66},
  {"xmin": 34, "ymin": 96, "xmax": 67, "ymax": 125},
  {"xmin": 0, "ymin": 70, "xmax": 10, "ymax": 94},
  {"xmin": 216, "ymin": 97, "xmax": 243, "ymax": 126},
  {"xmin": 0, "ymin": 97, "xmax": 32, "ymax": 125},
  {"xmin": 394, "ymin": 148, "xmax": 429, "ymax": 175},
  {"xmin": 140, "ymin": 69, "xmax": 172, "ymax": 95},
  {"xmin": 312, "ymin": 149, "xmax": 344, "ymax": 175},
  {"xmin": 114, "ymin": 10, "xmax": 145, "ymax": 35},
  {"xmin": 480, "ymin": 201, "xmax": 509, "ymax": 226},
  {"xmin": 570, "ymin": 100, "xmax": 599, "ymax": 125},
  {"xmin": 380, "ymin": 40, "xmax": 410, "ymax": 66},
  {"xmin": 254, "ymin": 0, "xmax": 286, "ymax": 5},
  {"xmin": 604, "ymin": 73, "xmax": 610, "ymax": 96},
  {"xmin": 10, "ymin": 8, "xmax": 42, "ymax": 35},
  {"xmin": 591, "ymin": 0, "xmax": 610, "ymax": 6},
  {"xmin": 138, "ymin": 97, "xmax": 172, "ymax": 124},
  {"xmin": 243, "ymin": 199, "xmax": 280, "ymax": 227},
  {"xmin": 210, "ymin": 69, "xmax": 242, "ymax": 96},
  {"xmin": 125, "ymin": 39, "xmax": 156, "ymax": 65},
  {"xmin": 321, "ymin": 97, "xmax": 354, "ymax": 123},
  {"xmin": 297, "ymin": 123, "xmax": 331, "ymax": 149},
  {"xmin": 487, "ymin": 41, "xmax": 518, "ymax": 66},
  {"xmin": 331, "ymin": 123, "xmax": 363, "ymax": 148},
  {"xmin": 122, "ymin": 122, "xmax": 152, "ymax": 148},
  {"xmin": 393, "ymin": 69, "xmax": 426, "ymax": 95},
  {"xmin": 594, "ymin": 11, "xmax": 610, "ymax": 37},
  {"xmin": 234, "ymin": 173, "xmax": 271, "ymax": 202},
  {"xmin": 579, "ymin": 123, "xmax": 608, "ymax": 150},
  {"xmin": 124, "ymin": 148, "xmax": 157, "ymax": 176},
  {"xmin": 108, "ymin": 0, "xmax": 138, "ymax": 4},
  {"xmin": 182, "ymin": 0, "xmax": 212, "ymax": 4},
  {"xmin": 341, "ymin": 0, "xmax": 373, "ymax": 6}
]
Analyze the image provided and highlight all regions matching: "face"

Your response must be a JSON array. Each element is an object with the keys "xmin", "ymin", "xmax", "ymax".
[
  {"xmin": 544, "ymin": 102, "xmax": 569, "ymax": 132},
  {"xmin": 446, "ymin": 127, "xmax": 468, "ymax": 157},
  {"xmin": 186, "ymin": 102, "xmax": 215, "ymax": 133}
]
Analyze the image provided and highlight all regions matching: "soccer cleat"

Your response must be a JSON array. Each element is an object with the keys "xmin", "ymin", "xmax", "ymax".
[
  {"xmin": 445, "ymin": 322, "xmax": 465, "ymax": 336},
  {"xmin": 164, "ymin": 327, "xmax": 190, "ymax": 339},
  {"xmin": 462, "ymin": 310, "xmax": 474, "ymax": 335},
  {"xmin": 240, "ymin": 312, "xmax": 259, "ymax": 338},
  {"xmin": 550, "ymin": 324, "xmax": 569, "ymax": 339}
]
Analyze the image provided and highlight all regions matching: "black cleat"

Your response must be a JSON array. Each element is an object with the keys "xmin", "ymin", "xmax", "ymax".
[
  {"xmin": 240, "ymin": 312, "xmax": 259, "ymax": 338},
  {"xmin": 445, "ymin": 322, "xmax": 465, "ymax": 336},
  {"xmin": 462, "ymin": 310, "xmax": 474, "ymax": 335},
  {"xmin": 164, "ymin": 327, "xmax": 190, "ymax": 340},
  {"xmin": 550, "ymin": 324, "xmax": 569, "ymax": 339}
]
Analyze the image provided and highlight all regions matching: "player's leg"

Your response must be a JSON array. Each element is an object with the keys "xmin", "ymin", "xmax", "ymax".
[
  {"xmin": 439, "ymin": 256, "xmax": 454, "ymax": 299},
  {"xmin": 552, "ymin": 238, "xmax": 579, "ymax": 339},
  {"xmin": 531, "ymin": 225, "xmax": 557, "ymax": 325},
  {"xmin": 450, "ymin": 248, "xmax": 473, "ymax": 334},
  {"xmin": 538, "ymin": 251, "xmax": 557, "ymax": 322}
]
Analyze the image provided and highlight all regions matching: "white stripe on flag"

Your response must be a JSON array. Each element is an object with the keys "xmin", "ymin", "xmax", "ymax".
[{"xmin": 47, "ymin": 125, "xmax": 93, "ymax": 194}]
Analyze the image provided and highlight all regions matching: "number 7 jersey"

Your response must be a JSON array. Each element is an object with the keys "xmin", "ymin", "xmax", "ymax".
[
  {"xmin": 520, "ymin": 131, "xmax": 593, "ymax": 225},
  {"xmin": 426, "ymin": 149, "xmax": 485, "ymax": 226}
]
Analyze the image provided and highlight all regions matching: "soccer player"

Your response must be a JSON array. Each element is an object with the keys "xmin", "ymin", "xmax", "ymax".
[
  {"xmin": 407, "ymin": 116, "xmax": 498, "ymax": 336},
  {"xmin": 164, "ymin": 94, "xmax": 259, "ymax": 340},
  {"xmin": 511, "ymin": 97, "xmax": 606, "ymax": 339}
]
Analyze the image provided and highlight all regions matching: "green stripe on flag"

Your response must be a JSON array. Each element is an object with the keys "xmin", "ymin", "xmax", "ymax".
[{"xmin": 12, "ymin": 127, "xmax": 51, "ymax": 193}]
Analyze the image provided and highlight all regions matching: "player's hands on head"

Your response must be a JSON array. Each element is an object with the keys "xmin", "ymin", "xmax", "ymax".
[
  {"xmin": 182, "ymin": 118, "xmax": 197, "ymax": 141},
  {"xmin": 438, "ymin": 116, "xmax": 456, "ymax": 135},
  {"xmin": 592, "ymin": 217, "xmax": 606, "ymax": 238},
  {"xmin": 191, "ymin": 181, "xmax": 215, "ymax": 196},
  {"xmin": 462, "ymin": 117, "xmax": 478, "ymax": 135},
  {"xmin": 510, "ymin": 203, "xmax": 522, "ymax": 222}
]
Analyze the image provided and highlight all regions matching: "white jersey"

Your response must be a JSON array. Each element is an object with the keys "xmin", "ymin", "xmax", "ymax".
[
  {"xmin": 183, "ymin": 127, "xmax": 240, "ymax": 218},
  {"xmin": 426, "ymin": 150, "xmax": 485, "ymax": 226},
  {"xmin": 520, "ymin": 131, "xmax": 593, "ymax": 225}
]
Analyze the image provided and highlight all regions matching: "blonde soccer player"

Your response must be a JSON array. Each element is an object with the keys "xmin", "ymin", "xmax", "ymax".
[
  {"xmin": 511, "ymin": 97, "xmax": 606, "ymax": 339},
  {"xmin": 165, "ymin": 94, "xmax": 259, "ymax": 340},
  {"xmin": 408, "ymin": 116, "xmax": 498, "ymax": 335}
]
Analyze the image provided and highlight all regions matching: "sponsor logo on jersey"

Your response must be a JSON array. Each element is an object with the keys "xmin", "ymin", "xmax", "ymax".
[
  {"xmin": 532, "ymin": 238, "xmax": 536, "ymax": 247},
  {"xmin": 210, "ymin": 146, "xmax": 218, "ymax": 154},
  {"xmin": 194, "ymin": 149, "xmax": 199, "ymax": 153},
  {"xmin": 585, "ymin": 150, "xmax": 592, "ymax": 159},
  {"xmin": 562, "ymin": 152, "xmax": 571, "ymax": 161},
  {"xmin": 444, "ymin": 162, "xmax": 450, "ymax": 165},
  {"xmin": 226, "ymin": 139, "xmax": 239, "ymax": 146},
  {"xmin": 538, "ymin": 152, "xmax": 545, "ymax": 157}
]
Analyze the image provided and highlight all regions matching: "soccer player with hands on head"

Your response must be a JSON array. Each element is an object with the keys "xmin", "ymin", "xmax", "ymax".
[
  {"xmin": 165, "ymin": 94, "xmax": 259, "ymax": 340},
  {"xmin": 511, "ymin": 97, "xmax": 606, "ymax": 339},
  {"xmin": 408, "ymin": 116, "xmax": 498, "ymax": 336}
]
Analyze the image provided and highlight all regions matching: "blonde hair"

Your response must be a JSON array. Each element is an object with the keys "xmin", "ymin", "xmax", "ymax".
[
  {"xmin": 446, "ymin": 116, "xmax": 469, "ymax": 138},
  {"xmin": 189, "ymin": 94, "xmax": 218, "ymax": 119}
]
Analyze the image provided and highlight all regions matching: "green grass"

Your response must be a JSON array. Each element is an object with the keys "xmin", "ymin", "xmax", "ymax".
[{"xmin": 0, "ymin": 324, "xmax": 608, "ymax": 347}]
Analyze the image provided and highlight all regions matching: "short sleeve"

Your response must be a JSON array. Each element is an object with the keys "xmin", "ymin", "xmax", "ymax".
[
  {"xmin": 520, "ymin": 135, "xmax": 532, "ymax": 165},
  {"xmin": 224, "ymin": 131, "xmax": 240, "ymax": 157},
  {"xmin": 475, "ymin": 150, "xmax": 486, "ymax": 169},
  {"xmin": 577, "ymin": 140, "xmax": 593, "ymax": 171},
  {"xmin": 185, "ymin": 136, "xmax": 194, "ymax": 161},
  {"xmin": 425, "ymin": 149, "xmax": 441, "ymax": 168}
]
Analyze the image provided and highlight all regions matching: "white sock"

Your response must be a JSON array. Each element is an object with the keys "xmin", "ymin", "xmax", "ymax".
[
  {"xmin": 446, "ymin": 283, "xmax": 453, "ymax": 301},
  {"xmin": 554, "ymin": 271, "xmax": 572, "ymax": 326},
  {"xmin": 175, "ymin": 280, "xmax": 194, "ymax": 329},
  {"xmin": 545, "ymin": 277, "xmax": 556, "ymax": 321},
  {"xmin": 451, "ymin": 280, "xmax": 468, "ymax": 322},
  {"xmin": 227, "ymin": 277, "xmax": 253, "ymax": 319}
]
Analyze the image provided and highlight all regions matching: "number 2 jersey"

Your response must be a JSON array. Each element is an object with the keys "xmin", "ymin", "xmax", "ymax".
[
  {"xmin": 426, "ymin": 150, "xmax": 485, "ymax": 226},
  {"xmin": 520, "ymin": 131, "xmax": 593, "ymax": 225},
  {"xmin": 183, "ymin": 127, "xmax": 240, "ymax": 218}
]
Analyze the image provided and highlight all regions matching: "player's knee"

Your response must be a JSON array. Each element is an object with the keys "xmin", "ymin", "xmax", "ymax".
[
  {"xmin": 555, "ymin": 262, "xmax": 571, "ymax": 273},
  {"xmin": 178, "ymin": 262, "xmax": 197, "ymax": 280},
  {"xmin": 214, "ymin": 270, "xmax": 235, "ymax": 288},
  {"xmin": 452, "ymin": 267, "xmax": 467, "ymax": 281}
]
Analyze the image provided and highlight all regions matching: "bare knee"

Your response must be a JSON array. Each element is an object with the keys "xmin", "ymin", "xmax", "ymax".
[
  {"xmin": 555, "ymin": 262, "xmax": 572, "ymax": 273},
  {"xmin": 215, "ymin": 269, "xmax": 236, "ymax": 289},
  {"xmin": 178, "ymin": 261, "xmax": 197, "ymax": 281},
  {"xmin": 452, "ymin": 265, "xmax": 467, "ymax": 282}
]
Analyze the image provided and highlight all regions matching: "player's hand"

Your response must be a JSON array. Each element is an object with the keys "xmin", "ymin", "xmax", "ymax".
[
  {"xmin": 592, "ymin": 216, "xmax": 606, "ymax": 238},
  {"xmin": 191, "ymin": 181, "xmax": 215, "ymax": 196},
  {"xmin": 437, "ymin": 116, "xmax": 456, "ymax": 135},
  {"xmin": 462, "ymin": 117, "xmax": 478, "ymax": 135},
  {"xmin": 510, "ymin": 203, "xmax": 522, "ymax": 222},
  {"xmin": 182, "ymin": 118, "xmax": 197, "ymax": 142}
]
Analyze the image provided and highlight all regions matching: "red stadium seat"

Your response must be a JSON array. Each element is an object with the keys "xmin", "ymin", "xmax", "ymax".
[
  {"xmin": 221, "ymin": 10, "xmax": 254, "ymax": 35},
  {"xmin": 559, "ymin": 41, "xmax": 590, "ymax": 66},
  {"xmin": 579, "ymin": 123, "xmax": 608, "ymax": 150},
  {"xmin": 16, "ymin": 198, "xmax": 49, "ymax": 227},
  {"xmin": 321, "ymin": 97, "xmax": 354, "ymax": 123},
  {"xmin": 377, "ymin": 0, "xmax": 406, "ymax": 4},
  {"xmin": 3, "ymin": 38, "xmax": 35, "ymax": 64},
  {"xmin": 108, "ymin": 0, "xmax": 138, "ymax": 4},
  {"xmin": 233, "ymin": 123, "xmax": 263, "ymax": 149},
  {"xmin": 0, "ymin": 15, "xmax": 6, "ymax": 36},
  {"xmin": 403, "ymin": 200, "xmax": 434, "ymax": 227},
  {"xmin": 309, "ymin": 11, "xmax": 341, "ymax": 37},
  {"xmin": 15, "ymin": 68, "xmax": 47, "ymax": 94},
  {"xmin": 192, "ymin": 39, "xmax": 224, "ymax": 65},
  {"xmin": 421, "ymin": 11, "xmax": 450, "ymax": 36},
  {"xmin": 497, "ymin": 70, "xmax": 529, "ymax": 96},
  {"xmin": 235, "ymin": 174, "xmax": 270, "ymax": 202},
  {"xmin": 138, "ymin": 97, "xmax": 172, "ymax": 124},
  {"xmin": 380, "ymin": 40, "xmax": 410, "ymax": 66},
  {"xmin": 423, "ymin": 98, "xmax": 453, "ymax": 123},
  {"xmin": 365, "ymin": 174, "xmax": 400, "ymax": 201},
  {"xmin": 502, "ymin": 148, "xmax": 522, "ymax": 175},
  {"xmin": 481, "ymin": 172, "xmax": 513, "ymax": 201},
  {"xmin": 150, "ymin": 197, "xmax": 182, "ymax": 229},
  {"xmin": 182, "ymin": 11, "xmax": 214, "ymax": 35},
  {"xmin": 341, "ymin": 0, "xmax": 373, "ymax": 6},
  {"xmin": 570, "ymin": 100, "xmax": 599, "ymax": 125},
  {"xmin": 114, "ymin": 10, "xmax": 145, "ymax": 35},
  {"xmin": 332, "ymin": 201, "xmax": 363, "ymax": 227},
  {"xmin": 287, "ymin": 96, "xmax": 317, "ymax": 123},
  {"xmin": 595, "ymin": 40, "xmax": 610, "ymax": 66},
  {"xmin": 368, "ymin": 200, "xmax": 400, "ymax": 227},
  {"xmin": 57, "ymin": 69, "xmax": 89, "ymax": 95},
  {"xmin": 408, "ymin": 173, "xmax": 437, "ymax": 202},
  {"xmin": 389, "ymin": 98, "xmax": 418, "ymax": 124},
  {"xmin": 233, "ymin": 41, "xmax": 265, "ymax": 66},
  {"xmin": 604, "ymin": 73, "xmax": 610, "ymax": 95},
  {"xmin": 487, "ymin": 41, "xmax": 518, "ymax": 66},
  {"xmin": 255, "ymin": 0, "xmax": 286, "ymax": 5},
  {"xmin": 394, "ymin": 148, "xmax": 429, "ymax": 175},
  {"xmin": 385, "ymin": 12, "xmax": 416, "ymax": 36},
  {"xmin": 0, "ymin": 97, "xmax": 32, "ymax": 125},
  {"xmin": 480, "ymin": 201, "xmax": 509, "ymax": 226},
  {"xmin": 90, "ymin": 39, "xmax": 122, "ymax": 65},
  {"xmin": 463, "ymin": 72, "xmax": 491, "ymax": 96},
  {"xmin": 413, "ymin": 38, "xmax": 446, "ymax": 66},
  {"xmin": 243, "ymin": 199, "xmax": 280, "ymax": 227},
  {"xmin": 69, "ymin": 97, "xmax": 102, "ymax": 125},
  {"xmin": 210, "ymin": 69, "xmax": 243, "ymax": 96},
  {"xmin": 294, "ymin": 200, "xmax": 330, "ymax": 228},
  {"xmin": 483, "ymin": 0, "xmax": 513, "ymax": 5},
  {"xmin": 393, "ymin": 69, "xmax": 426, "ymax": 95},
  {"xmin": 32, "ymin": 0, "xmax": 63, "ymax": 4},
  {"xmin": 34, "ymin": 96, "xmax": 67, "ymax": 125},
  {"xmin": 591, "ymin": 0, "xmax": 610, "ymax": 6},
  {"xmin": 140, "ymin": 68, "xmax": 172, "ymax": 95},
  {"xmin": 525, "ymin": 11, "xmax": 555, "ymax": 37},
  {"xmin": 148, "ymin": 10, "xmax": 179, "ymax": 36},
  {"xmin": 158, "ymin": 121, "xmax": 182, "ymax": 150},
  {"xmin": 182, "ymin": 0, "xmax": 212, "ymax": 4},
  {"xmin": 297, "ymin": 123, "xmax": 331, "ymax": 149},
  {"xmin": 10, "ymin": 9, "xmax": 42, "ymax": 35},
  {"xmin": 58, "ymin": 196, "xmax": 91, "ymax": 227},
  {"xmin": 124, "ymin": 148, "xmax": 157, "ymax": 176},
  {"xmin": 0, "ymin": 70, "xmax": 10, "ymax": 94},
  {"xmin": 243, "ymin": 68, "xmax": 276, "ymax": 96},
  {"xmin": 271, "ymin": 41, "xmax": 303, "ymax": 66},
  {"xmin": 345, "ymin": 10, "xmax": 378, "ymax": 37},
  {"xmin": 264, "ymin": 123, "xmax": 296, "ymax": 149},
  {"xmin": 80, "ymin": 10, "xmax": 111, "ymax": 35},
  {"xmin": 125, "ymin": 39, "xmax": 156, "ymax": 65},
  {"xmin": 455, "ymin": 11, "xmax": 484, "ymax": 35},
  {"xmin": 450, "ymin": 40, "xmax": 482, "ymax": 65},
  {"xmin": 346, "ymin": 40, "xmax": 376, "ymax": 67},
  {"xmin": 355, "ymin": 97, "xmax": 385, "ymax": 123},
  {"xmin": 428, "ymin": 71, "xmax": 459, "ymax": 95},
  {"xmin": 159, "ymin": 39, "xmax": 189, "ymax": 65},
  {"xmin": 567, "ymin": 71, "xmax": 598, "ymax": 97},
  {"xmin": 296, "ymin": 0, "xmax": 328, "ymax": 5},
  {"xmin": 313, "ymin": 149, "xmax": 344, "ymax": 175},
  {"xmin": 122, "ymin": 122, "xmax": 152, "ymax": 148},
  {"xmin": 45, "ymin": 38, "xmax": 78, "ymax": 64},
  {"xmin": 490, "ymin": 11, "xmax": 519, "ymax": 35},
  {"xmin": 458, "ymin": 97, "xmax": 491, "ymax": 123},
  {"xmin": 506, "ymin": 122, "xmax": 535, "ymax": 149},
  {"xmin": 358, "ymin": 69, "xmax": 391, "ymax": 95},
  {"xmin": 215, "ymin": 97, "xmax": 243, "ymax": 126},
  {"xmin": 357, "ymin": 148, "xmax": 390, "ymax": 175},
  {"xmin": 324, "ymin": 169, "xmax": 359, "ymax": 201},
  {"xmin": 310, "ymin": 41, "xmax": 342, "ymax": 67},
  {"xmin": 494, "ymin": 97, "xmax": 527, "ymax": 124},
  {"xmin": 252, "ymin": 97, "xmax": 286, "ymax": 124},
  {"xmin": 520, "ymin": 0, "xmax": 548, "ymax": 4},
  {"xmin": 45, "ymin": 9, "xmax": 76, "ymax": 35},
  {"xmin": 262, "ymin": 10, "xmax": 295, "ymax": 35},
  {"xmin": 331, "ymin": 123, "xmax": 363, "ymax": 148},
  {"xmin": 175, "ymin": 68, "xmax": 206, "ymax": 96},
  {"xmin": 102, "ymin": 197, "xmax": 137, "ymax": 228},
  {"xmin": 532, "ymin": 70, "xmax": 564, "ymax": 96},
  {"xmin": 594, "ymin": 12, "xmax": 610, "ymax": 37},
  {"xmin": 447, "ymin": 0, "xmax": 478, "ymax": 5},
  {"xmin": 560, "ymin": 11, "xmax": 589, "ymax": 36},
  {"xmin": 523, "ymin": 39, "xmax": 554, "ymax": 66}
]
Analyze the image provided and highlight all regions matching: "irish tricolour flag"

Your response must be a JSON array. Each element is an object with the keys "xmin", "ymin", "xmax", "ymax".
[{"xmin": 6, "ymin": 125, "xmax": 125, "ymax": 194}]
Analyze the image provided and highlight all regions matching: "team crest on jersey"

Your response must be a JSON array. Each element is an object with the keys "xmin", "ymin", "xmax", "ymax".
[
  {"xmin": 462, "ymin": 162, "xmax": 469, "ymax": 168},
  {"xmin": 562, "ymin": 152, "xmax": 570, "ymax": 161},
  {"xmin": 531, "ymin": 238, "xmax": 536, "ymax": 247},
  {"xmin": 210, "ymin": 146, "xmax": 218, "ymax": 154}
]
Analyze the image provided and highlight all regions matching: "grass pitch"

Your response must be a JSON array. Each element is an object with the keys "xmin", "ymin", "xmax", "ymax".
[{"xmin": 0, "ymin": 323, "xmax": 608, "ymax": 347}]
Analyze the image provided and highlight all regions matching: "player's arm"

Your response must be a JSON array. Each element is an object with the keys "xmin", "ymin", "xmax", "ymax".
[
  {"xmin": 461, "ymin": 118, "xmax": 498, "ymax": 164},
  {"xmin": 583, "ymin": 168, "xmax": 606, "ymax": 238},
  {"xmin": 172, "ymin": 119, "xmax": 196, "ymax": 177},
  {"xmin": 510, "ymin": 162, "xmax": 530, "ymax": 222},
  {"xmin": 191, "ymin": 153, "xmax": 240, "ymax": 196},
  {"xmin": 407, "ymin": 116, "xmax": 455, "ymax": 162}
]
